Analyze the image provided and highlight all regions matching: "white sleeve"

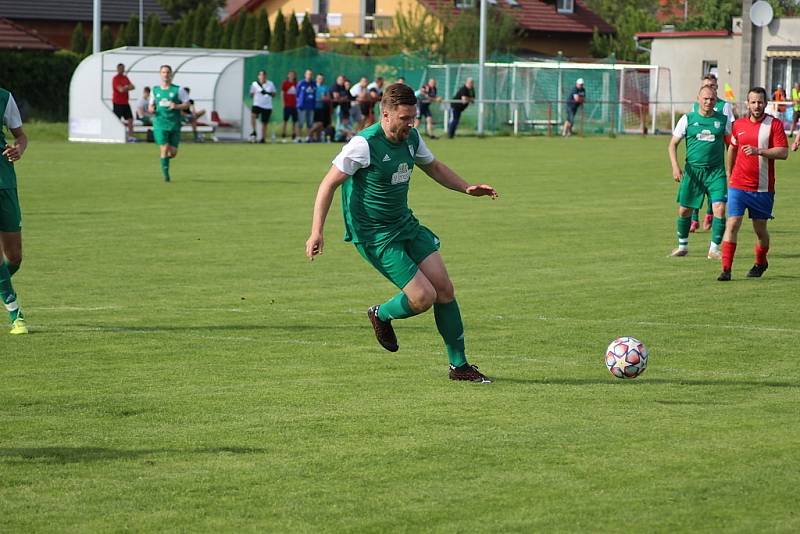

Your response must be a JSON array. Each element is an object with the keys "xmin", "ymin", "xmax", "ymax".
[
  {"xmin": 268, "ymin": 81, "xmax": 276, "ymax": 93},
  {"xmin": 350, "ymin": 85, "xmax": 361, "ymax": 98},
  {"xmin": 723, "ymin": 102, "xmax": 735, "ymax": 130},
  {"xmin": 3, "ymin": 93, "xmax": 22, "ymax": 129},
  {"xmin": 332, "ymin": 136, "xmax": 370, "ymax": 175},
  {"xmin": 672, "ymin": 115, "xmax": 688, "ymax": 139},
  {"xmin": 178, "ymin": 88, "xmax": 190, "ymax": 102},
  {"xmin": 149, "ymin": 94, "xmax": 155, "ymax": 106},
  {"xmin": 415, "ymin": 133, "xmax": 435, "ymax": 165},
  {"xmin": 249, "ymin": 82, "xmax": 257, "ymax": 96}
]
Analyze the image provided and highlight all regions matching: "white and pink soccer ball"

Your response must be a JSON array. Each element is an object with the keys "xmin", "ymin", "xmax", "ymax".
[{"xmin": 605, "ymin": 337, "xmax": 648, "ymax": 379}]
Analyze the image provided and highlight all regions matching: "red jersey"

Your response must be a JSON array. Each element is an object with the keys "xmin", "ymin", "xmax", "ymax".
[
  {"xmin": 729, "ymin": 114, "xmax": 788, "ymax": 192},
  {"xmin": 281, "ymin": 80, "xmax": 297, "ymax": 108},
  {"xmin": 112, "ymin": 74, "xmax": 132, "ymax": 105}
]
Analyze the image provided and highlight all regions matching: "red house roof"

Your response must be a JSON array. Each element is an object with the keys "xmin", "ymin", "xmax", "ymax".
[
  {"xmin": 418, "ymin": 0, "xmax": 614, "ymax": 35},
  {"xmin": 0, "ymin": 17, "xmax": 58, "ymax": 51}
]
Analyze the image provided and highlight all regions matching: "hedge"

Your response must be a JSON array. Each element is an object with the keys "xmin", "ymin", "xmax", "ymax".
[{"xmin": 0, "ymin": 51, "xmax": 82, "ymax": 122}]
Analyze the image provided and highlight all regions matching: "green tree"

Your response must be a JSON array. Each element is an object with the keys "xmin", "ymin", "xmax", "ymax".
[
  {"xmin": 286, "ymin": 11, "xmax": 300, "ymax": 49},
  {"xmin": 192, "ymin": 6, "xmax": 210, "ymax": 46},
  {"xmin": 204, "ymin": 15, "xmax": 221, "ymax": 48},
  {"xmin": 230, "ymin": 13, "xmax": 247, "ymax": 49},
  {"xmin": 242, "ymin": 12, "xmax": 257, "ymax": 49},
  {"xmin": 101, "ymin": 25, "xmax": 115, "ymax": 50},
  {"xmin": 123, "ymin": 15, "xmax": 139, "ymax": 45},
  {"xmin": 113, "ymin": 25, "xmax": 126, "ymax": 48},
  {"xmin": 145, "ymin": 13, "xmax": 163, "ymax": 46},
  {"xmin": 271, "ymin": 10, "xmax": 286, "ymax": 52},
  {"xmin": 70, "ymin": 22, "xmax": 87, "ymax": 54},
  {"xmin": 219, "ymin": 17, "xmax": 234, "ymax": 48},
  {"xmin": 589, "ymin": 5, "xmax": 659, "ymax": 62},
  {"xmin": 84, "ymin": 32, "xmax": 93, "ymax": 55},
  {"xmin": 159, "ymin": 24, "xmax": 176, "ymax": 47},
  {"xmin": 300, "ymin": 13, "xmax": 316, "ymax": 48},
  {"xmin": 439, "ymin": 8, "xmax": 519, "ymax": 61},
  {"xmin": 255, "ymin": 8, "xmax": 270, "ymax": 50},
  {"xmin": 180, "ymin": 10, "xmax": 196, "ymax": 46},
  {"xmin": 392, "ymin": 4, "xmax": 442, "ymax": 56},
  {"xmin": 158, "ymin": 0, "xmax": 223, "ymax": 19}
]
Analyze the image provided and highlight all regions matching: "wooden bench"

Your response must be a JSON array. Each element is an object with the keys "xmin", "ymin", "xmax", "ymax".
[{"xmin": 132, "ymin": 121, "xmax": 217, "ymax": 142}]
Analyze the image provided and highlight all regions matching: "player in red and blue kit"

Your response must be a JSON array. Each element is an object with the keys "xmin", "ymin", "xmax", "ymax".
[{"xmin": 718, "ymin": 87, "xmax": 789, "ymax": 281}]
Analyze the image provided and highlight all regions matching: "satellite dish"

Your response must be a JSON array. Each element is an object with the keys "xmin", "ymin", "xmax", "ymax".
[{"xmin": 750, "ymin": 1, "xmax": 774, "ymax": 27}]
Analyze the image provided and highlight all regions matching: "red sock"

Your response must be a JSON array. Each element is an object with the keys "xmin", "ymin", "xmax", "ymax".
[
  {"xmin": 722, "ymin": 240, "xmax": 737, "ymax": 272},
  {"xmin": 755, "ymin": 245, "xmax": 769, "ymax": 266}
]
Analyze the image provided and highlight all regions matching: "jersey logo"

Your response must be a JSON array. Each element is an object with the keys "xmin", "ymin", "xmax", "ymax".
[
  {"xmin": 408, "ymin": 145, "xmax": 415, "ymax": 158},
  {"xmin": 696, "ymin": 129, "xmax": 716, "ymax": 142},
  {"xmin": 693, "ymin": 122, "xmax": 699, "ymax": 126},
  {"xmin": 714, "ymin": 121, "xmax": 721, "ymax": 129},
  {"xmin": 382, "ymin": 154, "xmax": 391, "ymax": 162},
  {"xmin": 391, "ymin": 162, "xmax": 411, "ymax": 185}
]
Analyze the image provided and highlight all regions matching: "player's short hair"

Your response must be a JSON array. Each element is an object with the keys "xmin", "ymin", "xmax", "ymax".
[
  {"xmin": 748, "ymin": 87, "xmax": 768, "ymax": 100},
  {"xmin": 160, "ymin": 64, "xmax": 173, "ymax": 73},
  {"xmin": 258, "ymin": 70, "xmax": 266, "ymax": 76},
  {"xmin": 381, "ymin": 83, "xmax": 417, "ymax": 110},
  {"xmin": 143, "ymin": 86, "xmax": 150, "ymax": 92},
  {"xmin": 702, "ymin": 73, "xmax": 717, "ymax": 82},
  {"xmin": 698, "ymin": 85, "xmax": 716, "ymax": 96}
]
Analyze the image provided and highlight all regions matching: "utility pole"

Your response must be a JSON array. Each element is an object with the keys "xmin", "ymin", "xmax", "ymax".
[
  {"xmin": 477, "ymin": 0, "xmax": 487, "ymax": 135},
  {"xmin": 740, "ymin": 0, "xmax": 753, "ymax": 104},
  {"xmin": 93, "ymin": 0, "xmax": 101, "ymax": 54}
]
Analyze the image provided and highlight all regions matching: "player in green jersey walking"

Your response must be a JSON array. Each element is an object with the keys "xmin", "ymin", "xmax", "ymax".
[
  {"xmin": 148, "ymin": 65, "xmax": 190, "ymax": 182},
  {"xmin": 689, "ymin": 74, "xmax": 735, "ymax": 232},
  {"xmin": 305, "ymin": 84, "xmax": 498, "ymax": 383},
  {"xmin": 0, "ymin": 88, "xmax": 29, "ymax": 334},
  {"xmin": 668, "ymin": 86, "xmax": 730, "ymax": 259}
]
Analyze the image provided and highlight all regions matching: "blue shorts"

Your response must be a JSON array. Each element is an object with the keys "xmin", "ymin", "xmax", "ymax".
[{"xmin": 727, "ymin": 187, "xmax": 774, "ymax": 220}]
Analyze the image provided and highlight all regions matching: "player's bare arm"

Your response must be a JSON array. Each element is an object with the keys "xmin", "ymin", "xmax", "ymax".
[
  {"xmin": 2, "ymin": 126, "xmax": 27, "ymax": 162},
  {"xmin": 668, "ymin": 136, "xmax": 682, "ymax": 181},
  {"xmin": 306, "ymin": 165, "xmax": 350, "ymax": 259},
  {"xmin": 726, "ymin": 142, "xmax": 736, "ymax": 179},
  {"xmin": 741, "ymin": 145, "xmax": 788, "ymax": 160},
  {"xmin": 418, "ymin": 160, "xmax": 498, "ymax": 198}
]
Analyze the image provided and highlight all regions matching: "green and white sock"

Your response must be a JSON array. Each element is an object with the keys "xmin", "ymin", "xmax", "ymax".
[
  {"xmin": 676, "ymin": 216, "xmax": 691, "ymax": 250},
  {"xmin": 711, "ymin": 216, "xmax": 725, "ymax": 246},
  {"xmin": 377, "ymin": 292, "xmax": 418, "ymax": 322},
  {"xmin": 434, "ymin": 299, "xmax": 467, "ymax": 368},
  {"xmin": 0, "ymin": 262, "xmax": 20, "ymax": 321},
  {"xmin": 160, "ymin": 157, "xmax": 170, "ymax": 178}
]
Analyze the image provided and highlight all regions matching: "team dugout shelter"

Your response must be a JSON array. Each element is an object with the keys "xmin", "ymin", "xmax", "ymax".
[{"xmin": 69, "ymin": 46, "xmax": 267, "ymax": 143}]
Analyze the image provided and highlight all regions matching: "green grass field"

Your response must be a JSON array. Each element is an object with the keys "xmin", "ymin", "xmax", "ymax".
[{"xmin": 2, "ymin": 130, "xmax": 800, "ymax": 532}]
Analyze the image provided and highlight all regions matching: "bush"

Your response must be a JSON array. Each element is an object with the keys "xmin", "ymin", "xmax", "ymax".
[{"xmin": 0, "ymin": 51, "xmax": 82, "ymax": 121}]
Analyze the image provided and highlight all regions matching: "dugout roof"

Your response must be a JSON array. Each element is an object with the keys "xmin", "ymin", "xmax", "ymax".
[{"xmin": 69, "ymin": 46, "xmax": 266, "ymax": 143}]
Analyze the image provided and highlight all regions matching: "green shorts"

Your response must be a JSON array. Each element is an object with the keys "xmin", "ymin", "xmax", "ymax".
[
  {"xmin": 354, "ymin": 225, "xmax": 441, "ymax": 289},
  {"xmin": 153, "ymin": 128, "xmax": 181, "ymax": 147},
  {"xmin": 677, "ymin": 164, "xmax": 727, "ymax": 209},
  {"xmin": 0, "ymin": 188, "xmax": 22, "ymax": 232}
]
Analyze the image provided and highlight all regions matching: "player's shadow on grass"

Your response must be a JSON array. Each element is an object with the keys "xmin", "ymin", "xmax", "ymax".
[
  {"xmin": 0, "ymin": 446, "xmax": 267, "ymax": 464},
  {"xmin": 497, "ymin": 377, "xmax": 798, "ymax": 388}
]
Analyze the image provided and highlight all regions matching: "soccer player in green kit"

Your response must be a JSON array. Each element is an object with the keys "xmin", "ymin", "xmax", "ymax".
[
  {"xmin": 1, "ymin": 87, "xmax": 28, "ymax": 334},
  {"xmin": 148, "ymin": 65, "xmax": 190, "ymax": 182},
  {"xmin": 668, "ymin": 86, "xmax": 730, "ymax": 259},
  {"xmin": 305, "ymin": 83, "xmax": 498, "ymax": 383},
  {"xmin": 689, "ymin": 74, "xmax": 735, "ymax": 232}
]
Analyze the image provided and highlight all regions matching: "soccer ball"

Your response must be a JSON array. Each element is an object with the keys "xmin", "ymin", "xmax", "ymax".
[{"xmin": 605, "ymin": 337, "xmax": 648, "ymax": 379}]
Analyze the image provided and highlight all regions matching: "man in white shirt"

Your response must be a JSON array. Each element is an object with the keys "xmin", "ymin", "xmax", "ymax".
[
  {"xmin": 134, "ymin": 86, "xmax": 153, "ymax": 125},
  {"xmin": 249, "ymin": 70, "xmax": 277, "ymax": 143}
]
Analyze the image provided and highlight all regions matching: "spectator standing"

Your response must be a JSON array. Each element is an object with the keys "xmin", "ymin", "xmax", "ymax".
[
  {"xmin": 447, "ymin": 77, "xmax": 475, "ymax": 139},
  {"xmin": 331, "ymin": 75, "xmax": 349, "ymax": 123},
  {"xmin": 296, "ymin": 69, "xmax": 317, "ymax": 142},
  {"xmin": 562, "ymin": 78, "xmax": 586, "ymax": 137},
  {"xmin": 309, "ymin": 74, "xmax": 331, "ymax": 142},
  {"xmin": 249, "ymin": 70, "xmax": 276, "ymax": 143},
  {"xmin": 351, "ymin": 77, "xmax": 370, "ymax": 130},
  {"xmin": 281, "ymin": 70, "xmax": 299, "ymax": 141},
  {"xmin": 112, "ymin": 63, "xmax": 136, "ymax": 142},
  {"xmin": 790, "ymin": 82, "xmax": 800, "ymax": 136},
  {"xmin": 772, "ymin": 84, "xmax": 786, "ymax": 122}
]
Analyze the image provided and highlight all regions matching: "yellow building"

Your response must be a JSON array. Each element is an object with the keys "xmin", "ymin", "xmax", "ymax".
[{"xmin": 227, "ymin": 0, "xmax": 614, "ymax": 58}]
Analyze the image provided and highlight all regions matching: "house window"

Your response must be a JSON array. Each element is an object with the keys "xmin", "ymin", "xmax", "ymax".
[
  {"xmin": 770, "ymin": 58, "xmax": 788, "ymax": 92},
  {"xmin": 455, "ymin": 0, "xmax": 476, "ymax": 8},
  {"xmin": 364, "ymin": 0, "xmax": 377, "ymax": 33},
  {"xmin": 702, "ymin": 60, "xmax": 718, "ymax": 79},
  {"xmin": 557, "ymin": 0, "xmax": 574, "ymax": 14}
]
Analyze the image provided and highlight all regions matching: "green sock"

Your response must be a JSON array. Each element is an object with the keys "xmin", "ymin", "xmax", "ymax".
[
  {"xmin": 691, "ymin": 209, "xmax": 699, "ymax": 223},
  {"xmin": 434, "ymin": 299, "xmax": 467, "ymax": 368},
  {"xmin": 377, "ymin": 292, "xmax": 418, "ymax": 321},
  {"xmin": 0, "ymin": 262, "xmax": 20, "ymax": 321},
  {"xmin": 676, "ymin": 216, "xmax": 691, "ymax": 249},
  {"xmin": 4, "ymin": 259, "xmax": 19, "ymax": 277},
  {"xmin": 711, "ymin": 216, "xmax": 725, "ymax": 245},
  {"xmin": 160, "ymin": 157, "xmax": 170, "ymax": 178}
]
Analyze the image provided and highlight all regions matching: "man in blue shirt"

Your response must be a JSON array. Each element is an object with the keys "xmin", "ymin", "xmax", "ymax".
[
  {"xmin": 562, "ymin": 78, "xmax": 586, "ymax": 137},
  {"xmin": 296, "ymin": 69, "xmax": 317, "ymax": 142},
  {"xmin": 309, "ymin": 73, "xmax": 331, "ymax": 142}
]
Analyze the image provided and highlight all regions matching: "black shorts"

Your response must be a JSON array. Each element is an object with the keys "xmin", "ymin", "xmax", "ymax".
[
  {"xmin": 419, "ymin": 103, "xmax": 431, "ymax": 118},
  {"xmin": 313, "ymin": 108, "xmax": 331, "ymax": 126},
  {"xmin": 283, "ymin": 107, "xmax": 298, "ymax": 122},
  {"xmin": 252, "ymin": 106, "xmax": 272, "ymax": 123},
  {"xmin": 113, "ymin": 104, "xmax": 133, "ymax": 120},
  {"xmin": 359, "ymin": 102, "xmax": 372, "ymax": 116}
]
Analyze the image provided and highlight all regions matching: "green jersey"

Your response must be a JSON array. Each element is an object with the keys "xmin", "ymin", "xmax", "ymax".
[
  {"xmin": 0, "ymin": 88, "xmax": 21, "ymax": 189},
  {"xmin": 333, "ymin": 123, "xmax": 435, "ymax": 249},
  {"xmin": 672, "ymin": 110, "xmax": 729, "ymax": 168},
  {"xmin": 151, "ymin": 84, "xmax": 185, "ymax": 131}
]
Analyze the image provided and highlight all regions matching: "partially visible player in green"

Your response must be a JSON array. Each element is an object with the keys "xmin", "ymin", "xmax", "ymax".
[
  {"xmin": 305, "ymin": 83, "xmax": 498, "ymax": 383},
  {"xmin": 689, "ymin": 74, "xmax": 735, "ymax": 232},
  {"xmin": 148, "ymin": 65, "xmax": 190, "ymax": 182},
  {"xmin": 0, "ymin": 87, "xmax": 29, "ymax": 334},
  {"xmin": 668, "ymin": 86, "xmax": 730, "ymax": 259}
]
